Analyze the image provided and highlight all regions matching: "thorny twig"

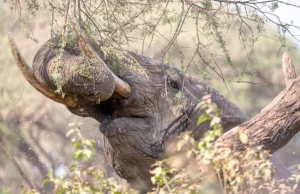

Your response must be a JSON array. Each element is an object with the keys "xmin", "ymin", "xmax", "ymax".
[{"xmin": 61, "ymin": 0, "xmax": 71, "ymax": 46}]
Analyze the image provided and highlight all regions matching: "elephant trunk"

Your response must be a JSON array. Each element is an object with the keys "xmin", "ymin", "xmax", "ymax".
[
  {"xmin": 8, "ymin": 34, "xmax": 131, "ymax": 107},
  {"xmin": 32, "ymin": 36, "xmax": 116, "ymax": 101}
]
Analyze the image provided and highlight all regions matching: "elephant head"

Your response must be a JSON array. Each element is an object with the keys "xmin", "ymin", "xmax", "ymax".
[{"xmin": 9, "ymin": 32, "xmax": 249, "ymax": 191}]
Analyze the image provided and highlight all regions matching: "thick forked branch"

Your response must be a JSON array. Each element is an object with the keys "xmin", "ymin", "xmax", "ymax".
[
  {"xmin": 198, "ymin": 53, "xmax": 300, "ymax": 177},
  {"xmin": 8, "ymin": 33, "xmax": 78, "ymax": 107},
  {"xmin": 69, "ymin": 13, "xmax": 132, "ymax": 98},
  {"xmin": 219, "ymin": 52, "xmax": 299, "ymax": 153}
]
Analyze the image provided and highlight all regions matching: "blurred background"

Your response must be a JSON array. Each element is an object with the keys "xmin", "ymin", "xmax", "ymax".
[{"xmin": 1, "ymin": 1, "xmax": 300, "ymax": 193}]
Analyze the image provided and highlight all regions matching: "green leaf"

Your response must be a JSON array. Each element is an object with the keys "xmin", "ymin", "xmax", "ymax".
[
  {"xmin": 197, "ymin": 114, "xmax": 211, "ymax": 125},
  {"xmin": 239, "ymin": 132, "xmax": 248, "ymax": 144},
  {"xmin": 74, "ymin": 141, "xmax": 82, "ymax": 148},
  {"xmin": 42, "ymin": 179, "xmax": 50, "ymax": 185},
  {"xmin": 85, "ymin": 140, "xmax": 96, "ymax": 147},
  {"xmin": 48, "ymin": 169, "xmax": 54, "ymax": 178},
  {"xmin": 175, "ymin": 91, "xmax": 184, "ymax": 99},
  {"xmin": 69, "ymin": 163, "xmax": 77, "ymax": 172},
  {"xmin": 152, "ymin": 167, "xmax": 162, "ymax": 177},
  {"xmin": 176, "ymin": 139, "xmax": 185, "ymax": 151},
  {"xmin": 57, "ymin": 40, "xmax": 63, "ymax": 47},
  {"xmin": 83, "ymin": 149, "xmax": 93, "ymax": 160},
  {"xmin": 151, "ymin": 176, "xmax": 156, "ymax": 184},
  {"xmin": 73, "ymin": 150, "xmax": 83, "ymax": 159},
  {"xmin": 210, "ymin": 116, "xmax": 221, "ymax": 127},
  {"xmin": 66, "ymin": 129, "xmax": 74, "ymax": 137}
]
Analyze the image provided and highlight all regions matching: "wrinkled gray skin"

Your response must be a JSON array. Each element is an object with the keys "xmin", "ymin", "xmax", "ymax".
[
  {"xmin": 33, "ymin": 37, "xmax": 292, "ymax": 192},
  {"xmin": 63, "ymin": 53, "xmax": 246, "ymax": 190}
]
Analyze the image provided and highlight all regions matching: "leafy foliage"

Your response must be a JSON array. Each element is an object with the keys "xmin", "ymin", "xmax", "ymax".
[
  {"xmin": 23, "ymin": 123, "xmax": 137, "ymax": 194},
  {"xmin": 150, "ymin": 96, "xmax": 300, "ymax": 194},
  {"xmin": 7, "ymin": 0, "xmax": 300, "ymax": 81},
  {"xmin": 19, "ymin": 98, "xmax": 300, "ymax": 194},
  {"xmin": 3, "ymin": 0, "xmax": 300, "ymax": 193}
]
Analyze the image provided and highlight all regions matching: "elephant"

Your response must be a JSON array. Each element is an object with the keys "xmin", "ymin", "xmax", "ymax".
[{"xmin": 9, "ymin": 31, "xmax": 294, "ymax": 192}]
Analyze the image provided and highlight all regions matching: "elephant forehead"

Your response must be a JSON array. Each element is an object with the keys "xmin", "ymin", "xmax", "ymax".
[{"xmin": 128, "ymin": 52, "xmax": 168, "ymax": 73}]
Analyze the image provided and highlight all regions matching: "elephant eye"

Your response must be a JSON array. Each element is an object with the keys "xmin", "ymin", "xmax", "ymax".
[
  {"xmin": 170, "ymin": 80, "xmax": 178, "ymax": 89},
  {"xmin": 167, "ymin": 77, "xmax": 179, "ymax": 90}
]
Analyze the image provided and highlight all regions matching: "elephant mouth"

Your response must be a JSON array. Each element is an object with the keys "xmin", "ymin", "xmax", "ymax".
[
  {"xmin": 95, "ymin": 95, "xmax": 148, "ymax": 137},
  {"xmin": 99, "ymin": 97, "xmax": 130, "ymax": 121},
  {"xmin": 96, "ymin": 95, "xmax": 144, "ymax": 123}
]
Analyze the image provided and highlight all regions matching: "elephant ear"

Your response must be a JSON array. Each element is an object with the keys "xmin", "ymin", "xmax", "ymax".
[
  {"xmin": 209, "ymin": 88, "xmax": 249, "ymax": 132},
  {"xmin": 219, "ymin": 108, "xmax": 249, "ymax": 132},
  {"xmin": 212, "ymin": 93, "xmax": 249, "ymax": 132},
  {"xmin": 190, "ymin": 78, "xmax": 249, "ymax": 132}
]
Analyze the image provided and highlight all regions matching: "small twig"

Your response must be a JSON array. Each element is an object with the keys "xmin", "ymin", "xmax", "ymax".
[
  {"xmin": 160, "ymin": 0, "xmax": 189, "ymax": 58},
  {"xmin": 0, "ymin": 133, "xmax": 37, "ymax": 191},
  {"xmin": 162, "ymin": 175, "xmax": 172, "ymax": 193},
  {"xmin": 77, "ymin": 0, "xmax": 81, "ymax": 22},
  {"xmin": 216, "ymin": 170, "xmax": 224, "ymax": 193},
  {"xmin": 61, "ymin": 0, "xmax": 71, "ymax": 45},
  {"xmin": 282, "ymin": 52, "xmax": 297, "ymax": 86}
]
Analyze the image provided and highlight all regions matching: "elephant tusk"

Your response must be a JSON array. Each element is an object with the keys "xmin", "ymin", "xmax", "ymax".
[
  {"xmin": 112, "ymin": 74, "xmax": 131, "ymax": 98},
  {"xmin": 8, "ymin": 33, "xmax": 78, "ymax": 107},
  {"xmin": 68, "ymin": 14, "xmax": 131, "ymax": 98}
]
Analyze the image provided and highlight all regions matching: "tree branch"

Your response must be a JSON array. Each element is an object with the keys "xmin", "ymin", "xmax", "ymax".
[
  {"xmin": 219, "ymin": 52, "xmax": 299, "ymax": 153},
  {"xmin": 0, "ymin": 133, "xmax": 38, "ymax": 191},
  {"xmin": 198, "ymin": 53, "xmax": 300, "ymax": 178},
  {"xmin": 61, "ymin": 0, "xmax": 71, "ymax": 45},
  {"xmin": 282, "ymin": 52, "xmax": 296, "ymax": 85}
]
